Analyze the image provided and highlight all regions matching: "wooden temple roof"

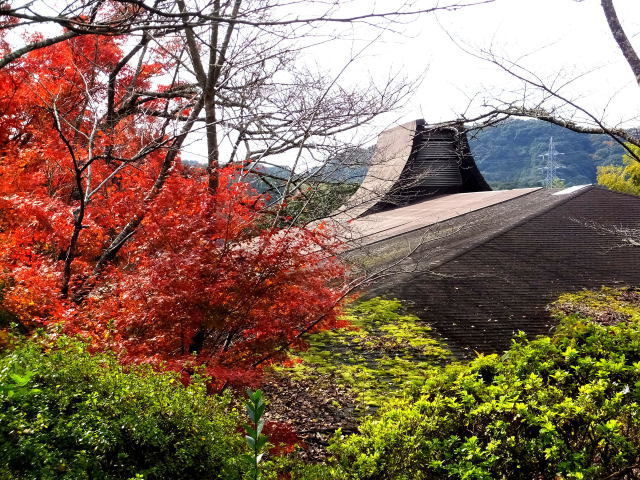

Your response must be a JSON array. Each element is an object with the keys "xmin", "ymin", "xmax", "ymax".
[{"xmin": 348, "ymin": 186, "xmax": 640, "ymax": 355}]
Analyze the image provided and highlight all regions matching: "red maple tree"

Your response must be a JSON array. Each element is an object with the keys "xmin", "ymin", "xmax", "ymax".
[{"xmin": 0, "ymin": 29, "xmax": 348, "ymax": 387}]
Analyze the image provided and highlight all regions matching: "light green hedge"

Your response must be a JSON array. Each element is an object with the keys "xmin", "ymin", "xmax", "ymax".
[{"xmin": 328, "ymin": 288, "xmax": 640, "ymax": 479}]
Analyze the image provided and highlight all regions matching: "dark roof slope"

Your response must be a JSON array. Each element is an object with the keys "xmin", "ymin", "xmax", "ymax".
[
  {"xmin": 361, "ymin": 186, "xmax": 640, "ymax": 355},
  {"xmin": 346, "ymin": 187, "xmax": 561, "ymax": 267}
]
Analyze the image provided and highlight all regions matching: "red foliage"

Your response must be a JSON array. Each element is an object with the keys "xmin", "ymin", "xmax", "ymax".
[
  {"xmin": 0, "ymin": 33, "xmax": 348, "ymax": 387},
  {"xmin": 263, "ymin": 421, "xmax": 301, "ymax": 455}
]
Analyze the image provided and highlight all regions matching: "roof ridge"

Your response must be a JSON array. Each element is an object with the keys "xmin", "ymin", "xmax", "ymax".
[
  {"xmin": 344, "ymin": 188, "xmax": 541, "ymax": 252},
  {"xmin": 590, "ymin": 184, "xmax": 640, "ymax": 200},
  {"xmin": 427, "ymin": 185, "xmax": 595, "ymax": 271}
]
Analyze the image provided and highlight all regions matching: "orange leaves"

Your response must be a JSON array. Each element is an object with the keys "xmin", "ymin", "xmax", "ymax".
[
  {"xmin": 0, "ymin": 262, "xmax": 67, "ymax": 326},
  {"xmin": 0, "ymin": 36, "xmax": 349, "ymax": 389},
  {"xmin": 0, "ymin": 161, "xmax": 348, "ymax": 385},
  {"xmin": 61, "ymin": 167, "xmax": 350, "ymax": 386}
]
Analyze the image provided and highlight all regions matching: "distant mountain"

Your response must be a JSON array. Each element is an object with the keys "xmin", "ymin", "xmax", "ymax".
[
  {"xmin": 468, "ymin": 119, "xmax": 626, "ymax": 189},
  {"xmin": 185, "ymin": 120, "xmax": 626, "ymax": 193},
  {"xmin": 240, "ymin": 145, "xmax": 374, "ymax": 196},
  {"xmin": 309, "ymin": 120, "xmax": 627, "ymax": 191},
  {"xmin": 308, "ymin": 145, "xmax": 375, "ymax": 184}
]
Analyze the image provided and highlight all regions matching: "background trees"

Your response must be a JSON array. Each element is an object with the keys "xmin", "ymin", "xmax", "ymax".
[
  {"xmin": 468, "ymin": 119, "xmax": 625, "ymax": 188},
  {"xmin": 598, "ymin": 144, "xmax": 640, "ymax": 196}
]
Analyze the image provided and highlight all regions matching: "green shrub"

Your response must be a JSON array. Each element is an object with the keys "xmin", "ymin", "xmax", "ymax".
[
  {"xmin": 0, "ymin": 336, "xmax": 245, "ymax": 479},
  {"xmin": 329, "ymin": 287, "xmax": 640, "ymax": 479},
  {"xmin": 262, "ymin": 457, "xmax": 336, "ymax": 480}
]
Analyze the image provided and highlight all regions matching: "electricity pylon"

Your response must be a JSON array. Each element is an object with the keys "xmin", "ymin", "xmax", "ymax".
[{"xmin": 538, "ymin": 137, "xmax": 564, "ymax": 188}]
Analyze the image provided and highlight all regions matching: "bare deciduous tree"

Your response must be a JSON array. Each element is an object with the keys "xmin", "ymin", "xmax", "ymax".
[
  {"xmin": 447, "ymin": 0, "xmax": 640, "ymax": 163},
  {"xmin": 0, "ymin": 0, "xmax": 499, "ymax": 302}
]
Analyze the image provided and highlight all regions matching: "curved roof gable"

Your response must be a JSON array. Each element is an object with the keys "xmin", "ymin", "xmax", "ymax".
[{"xmin": 333, "ymin": 120, "xmax": 491, "ymax": 222}]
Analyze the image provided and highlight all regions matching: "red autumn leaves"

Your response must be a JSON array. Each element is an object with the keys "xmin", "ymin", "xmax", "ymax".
[{"xmin": 0, "ymin": 32, "xmax": 347, "ymax": 387}]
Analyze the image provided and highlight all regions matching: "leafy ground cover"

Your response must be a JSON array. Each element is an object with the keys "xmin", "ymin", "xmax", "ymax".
[
  {"xmin": 328, "ymin": 287, "xmax": 640, "ymax": 480},
  {"xmin": 0, "ymin": 298, "xmax": 450, "ymax": 477},
  {"xmin": 293, "ymin": 298, "xmax": 450, "ymax": 408},
  {"xmin": 4, "ymin": 288, "xmax": 640, "ymax": 480},
  {"xmin": 0, "ymin": 336, "xmax": 246, "ymax": 479}
]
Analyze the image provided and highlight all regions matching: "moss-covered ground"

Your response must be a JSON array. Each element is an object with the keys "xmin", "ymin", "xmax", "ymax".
[
  {"xmin": 264, "ymin": 287, "xmax": 640, "ymax": 463},
  {"xmin": 284, "ymin": 298, "xmax": 450, "ymax": 409},
  {"xmin": 553, "ymin": 286, "xmax": 640, "ymax": 324},
  {"xmin": 327, "ymin": 286, "xmax": 640, "ymax": 480},
  {"xmin": 262, "ymin": 297, "xmax": 450, "ymax": 460}
]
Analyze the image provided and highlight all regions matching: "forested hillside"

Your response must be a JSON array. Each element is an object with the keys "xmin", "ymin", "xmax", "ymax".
[
  {"xmin": 469, "ymin": 119, "xmax": 626, "ymax": 189},
  {"xmin": 269, "ymin": 119, "xmax": 628, "ymax": 194}
]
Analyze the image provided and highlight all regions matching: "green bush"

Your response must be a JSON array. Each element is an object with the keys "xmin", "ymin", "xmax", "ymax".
[
  {"xmin": 0, "ymin": 336, "xmax": 245, "ymax": 479},
  {"xmin": 329, "ymin": 287, "xmax": 640, "ymax": 480}
]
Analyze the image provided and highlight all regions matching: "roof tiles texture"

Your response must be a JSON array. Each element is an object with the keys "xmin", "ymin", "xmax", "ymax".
[
  {"xmin": 338, "ymin": 188, "xmax": 539, "ymax": 248},
  {"xmin": 360, "ymin": 186, "xmax": 640, "ymax": 355}
]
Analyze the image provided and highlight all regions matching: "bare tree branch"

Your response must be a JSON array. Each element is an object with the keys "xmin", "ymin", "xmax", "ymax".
[{"xmin": 601, "ymin": 0, "xmax": 640, "ymax": 86}]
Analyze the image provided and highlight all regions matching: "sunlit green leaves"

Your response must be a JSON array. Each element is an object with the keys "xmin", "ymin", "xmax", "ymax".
[
  {"xmin": 329, "ymin": 287, "xmax": 640, "ymax": 479},
  {"xmin": 244, "ymin": 389, "xmax": 268, "ymax": 480},
  {"xmin": 0, "ymin": 336, "xmax": 246, "ymax": 479},
  {"xmin": 277, "ymin": 298, "xmax": 450, "ymax": 411}
]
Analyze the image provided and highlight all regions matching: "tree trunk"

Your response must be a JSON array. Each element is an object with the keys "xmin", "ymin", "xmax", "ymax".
[{"xmin": 601, "ymin": 0, "xmax": 640, "ymax": 86}]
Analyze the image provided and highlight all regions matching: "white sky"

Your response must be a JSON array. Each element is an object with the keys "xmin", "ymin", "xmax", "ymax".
[
  {"xmin": 279, "ymin": 0, "xmax": 639, "ymax": 144},
  {"xmin": 9, "ymin": 0, "xmax": 640, "ymax": 162},
  {"xmin": 192, "ymin": 0, "xmax": 640, "ymax": 165}
]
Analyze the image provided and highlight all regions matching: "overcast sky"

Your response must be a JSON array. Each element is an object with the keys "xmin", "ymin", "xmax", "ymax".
[
  {"xmin": 204, "ymin": 0, "xmax": 640, "ymax": 165},
  {"xmin": 8, "ymin": 0, "xmax": 640, "ymax": 163},
  {"xmin": 297, "ymin": 0, "xmax": 640, "ymax": 135}
]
